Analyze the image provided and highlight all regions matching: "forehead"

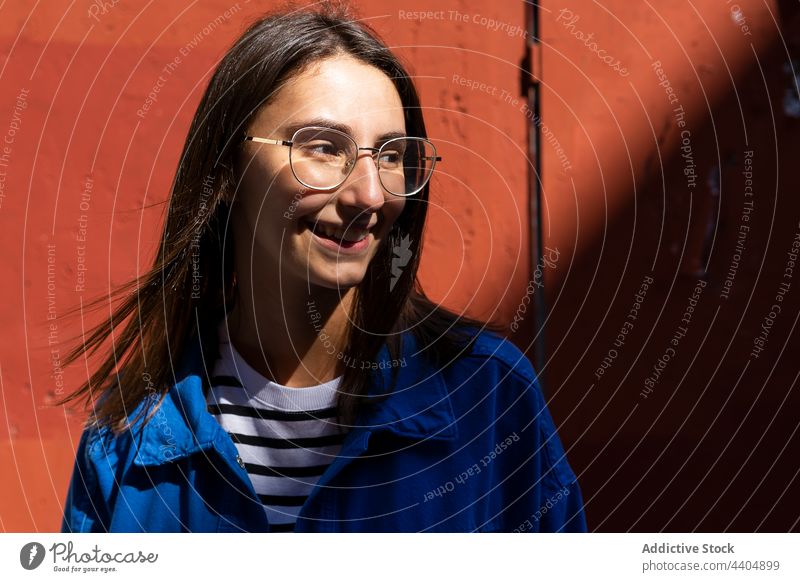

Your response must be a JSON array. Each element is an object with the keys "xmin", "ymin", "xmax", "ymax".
[{"xmin": 253, "ymin": 55, "xmax": 406, "ymax": 139}]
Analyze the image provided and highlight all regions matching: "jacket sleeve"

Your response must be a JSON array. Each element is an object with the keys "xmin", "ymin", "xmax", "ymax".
[
  {"xmin": 507, "ymin": 351, "xmax": 588, "ymax": 533},
  {"xmin": 537, "ymin": 471, "xmax": 589, "ymax": 532},
  {"xmin": 61, "ymin": 426, "xmax": 110, "ymax": 533},
  {"xmin": 531, "ymin": 372, "xmax": 589, "ymax": 533}
]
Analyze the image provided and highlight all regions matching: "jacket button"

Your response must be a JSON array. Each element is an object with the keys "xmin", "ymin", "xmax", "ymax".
[{"xmin": 236, "ymin": 454, "xmax": 245, "ymax": 469}]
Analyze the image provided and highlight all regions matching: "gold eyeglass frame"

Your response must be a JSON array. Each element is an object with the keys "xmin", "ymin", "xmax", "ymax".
[{"xmin": 242, "ymin": 125, "xmax": 442, "ymax": 197}]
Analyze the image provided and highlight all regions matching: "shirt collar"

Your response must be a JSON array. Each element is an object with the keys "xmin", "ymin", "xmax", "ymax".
[{"xmin": 131, "ymin": 329, "xmax": 458, "ymax": 467}]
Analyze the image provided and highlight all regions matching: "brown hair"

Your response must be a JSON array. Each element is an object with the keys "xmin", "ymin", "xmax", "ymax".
[{"xmin": 57, "ymin": 0, "xmax": 504, "ymax": 434}]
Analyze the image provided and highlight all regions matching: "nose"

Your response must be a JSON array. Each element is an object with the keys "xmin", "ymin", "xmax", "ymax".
[{"xmin": 336, "ymin": 150, "xmax": 386, "ymax": 211}]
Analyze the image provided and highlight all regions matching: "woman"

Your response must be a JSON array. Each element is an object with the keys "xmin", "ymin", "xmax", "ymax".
[{"xmin": 59, "ymin": 3, "xmax": 587, "ymax": 533}]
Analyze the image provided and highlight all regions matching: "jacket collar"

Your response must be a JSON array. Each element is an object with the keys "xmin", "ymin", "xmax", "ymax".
[{"xmin": 131, "ymin": 330, "xmax": 458, "ymax": 466}]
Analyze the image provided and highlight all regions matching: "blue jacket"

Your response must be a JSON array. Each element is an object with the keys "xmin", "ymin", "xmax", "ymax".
[{"xmin": 61, "ymin": 329, "xmax": 587, "ymax": 532}]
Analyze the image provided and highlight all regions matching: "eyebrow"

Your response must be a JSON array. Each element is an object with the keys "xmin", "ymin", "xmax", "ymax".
[{"xmin": 282, "ymin": 117, "xmax": 407, "ymax": 143}]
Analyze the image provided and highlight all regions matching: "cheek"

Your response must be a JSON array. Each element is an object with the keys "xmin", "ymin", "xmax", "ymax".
[
  {"xmin": 383, "ymin": 199, "xmax": 407, "ymax": 232},
  {"xmin": 238, "ymin": 150, "xmax": 299, "ymax": 207},
  {"xmin": 238, "ymin": 173, "xmax": 309, "ymax": 230}
]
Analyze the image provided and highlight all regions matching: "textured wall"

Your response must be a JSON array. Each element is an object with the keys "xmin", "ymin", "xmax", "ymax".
[
  {"xmin": 539, "ymin": 0, "xmax": 800, "ymax": 530},
  {"xmin": 0, "ymin": 1, "xmax": 530, "ymax": 531},
  {"xmin": 2, "ymin": 0, "xmax": 798, "ymax": 533}
]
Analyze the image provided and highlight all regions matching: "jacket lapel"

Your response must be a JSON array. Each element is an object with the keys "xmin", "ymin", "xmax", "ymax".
[
  {"xmin": 131, "ymin": 329, "xmax": 459, "ymax": 468},
  {"xmin": 130, "ymin": 332, "xmax": 226, "ymax": 466},
  {"xmin": 355, "ymin": 331, "xmax": 458, "ymax": 441}
]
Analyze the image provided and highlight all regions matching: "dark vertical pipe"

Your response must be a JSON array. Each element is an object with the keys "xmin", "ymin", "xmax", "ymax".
[{"xmin": 522, "ymin": 2, "xmax": 547, "ymax": 391}]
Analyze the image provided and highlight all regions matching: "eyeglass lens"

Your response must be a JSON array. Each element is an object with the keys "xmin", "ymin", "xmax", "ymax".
[{"xmin": 289, "ymin": 128, "xmax": 435, "ymax": 195}]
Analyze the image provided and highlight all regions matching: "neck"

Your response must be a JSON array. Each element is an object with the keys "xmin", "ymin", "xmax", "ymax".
[{"xmin": 225, "ymin": 270, "xmax": 354, "ymax": 388}]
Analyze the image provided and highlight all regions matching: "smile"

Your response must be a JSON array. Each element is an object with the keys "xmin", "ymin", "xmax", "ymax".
[{"xmin": 302, "ymin": 219, "xmax": 373, "ymax": 253}]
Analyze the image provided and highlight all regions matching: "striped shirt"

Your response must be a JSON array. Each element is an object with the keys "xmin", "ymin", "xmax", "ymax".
[{"xmin": 206, "ymin": 322, "xmax": 347, "ymax": 532}]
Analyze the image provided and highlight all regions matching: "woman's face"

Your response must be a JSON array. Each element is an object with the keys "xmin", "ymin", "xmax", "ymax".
[{"xmin": 233, "ymin": 54, "xmax": 407, "ymax": 291}]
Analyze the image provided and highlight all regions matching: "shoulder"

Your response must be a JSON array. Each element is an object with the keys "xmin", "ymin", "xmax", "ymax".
[
  {"xmin": 75, "ymin": 382, "xmax": 176, "ymax": 470},
  {"xmin": 433, "ymin": 327, "xmax": 544, "ymax": 416},
  {"xmin": 76, "ymin": 403, "xmax": 149, "ymax": 469},
  {"xmin": 438, "ymin": 327, "xmax": 539, "ymax": 390},
  {"xmin": 462, "ymin": 328, "xmax": 537, "ymax": 381},
  {"xmin": 439, "ymin": 328, "xmax": 579, "ymax": 489}
]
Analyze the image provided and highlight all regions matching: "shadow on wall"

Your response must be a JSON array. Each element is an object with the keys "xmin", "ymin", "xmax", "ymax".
[{"xmin": 541, "ymin": 0, "xmax": 800, "ymax": 531}]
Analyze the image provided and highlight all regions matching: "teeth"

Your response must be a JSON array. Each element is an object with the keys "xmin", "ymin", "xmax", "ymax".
[
  {"xmin": 312, "ymin": 222, "xmax": 368, "ymax": 242},
  {"xmin": 341, "ymin": 228, "xmax": 368, "ymax": 242}
]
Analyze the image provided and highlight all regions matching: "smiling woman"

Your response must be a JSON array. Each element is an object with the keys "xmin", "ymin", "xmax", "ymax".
[{"xmin": 57, "ymin": 1, "xmax": 587, "ymax": 533}]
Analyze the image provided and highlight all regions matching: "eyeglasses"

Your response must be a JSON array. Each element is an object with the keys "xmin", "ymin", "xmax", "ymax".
[{"xmin": 242, "ymin": 126, "xmax": 441, "ymax": 197}]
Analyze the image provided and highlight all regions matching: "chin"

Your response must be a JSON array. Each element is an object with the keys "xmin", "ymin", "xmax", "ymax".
[{"xmin": 307, "ymin": 265, "xmax": 367, "ymax": 291}]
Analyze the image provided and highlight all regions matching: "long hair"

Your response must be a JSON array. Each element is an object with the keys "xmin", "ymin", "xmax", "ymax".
[{"xmin": 57, "ymin": 1, "xmax": 505, "ymax": 434}]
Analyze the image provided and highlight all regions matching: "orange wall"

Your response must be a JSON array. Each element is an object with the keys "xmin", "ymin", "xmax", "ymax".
[
  {"xmin": 0, "ymin": 1, "xmax": 530, "ymax": 531},
  {"xmin": 539, "ymin": 0, "xmax": 800, "ymax": 530},
  {"xmin": 2, "ymin": 0, "xmax": 799, "ymax": 532}
]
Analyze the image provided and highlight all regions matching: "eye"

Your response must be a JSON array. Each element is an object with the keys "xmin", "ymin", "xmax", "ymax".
[
  {"xmin": 379, "ymin": 150, "xmax": 403, "ymax": 166},
  {"xmin": 300, "ymin": 140, "xmax": 343, "ymax": 158}
]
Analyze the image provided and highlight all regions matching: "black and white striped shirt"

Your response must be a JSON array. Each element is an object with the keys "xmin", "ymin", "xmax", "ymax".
[{"xmin": 206, "ymin": 322, "xmax": 347, "ymax": 532}]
